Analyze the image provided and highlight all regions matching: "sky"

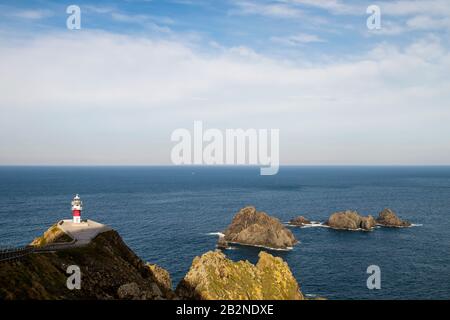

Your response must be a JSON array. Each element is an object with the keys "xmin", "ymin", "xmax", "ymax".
[{"xmin": 0, "ymin": 0, "xmax": 449, "ymax": 165}]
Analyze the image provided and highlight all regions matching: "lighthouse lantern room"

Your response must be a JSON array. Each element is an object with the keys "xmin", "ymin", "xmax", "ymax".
[{"xmin": 71, "ymin": 194, "xmax": 83, "ymax": 224}]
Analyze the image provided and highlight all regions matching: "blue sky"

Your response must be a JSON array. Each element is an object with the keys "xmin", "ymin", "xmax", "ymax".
[
  {"xmin": 2, "ymin": 0, "xmax": 447, "ymax": 58},
  {"xmin": 0, "ymin": 0, "xmax": 450, "ymax": 164}
]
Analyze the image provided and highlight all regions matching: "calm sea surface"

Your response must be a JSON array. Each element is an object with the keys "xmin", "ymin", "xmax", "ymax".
[{"xmin": 0, "ymin": 166, "xmax": 449, "ymax": 299}]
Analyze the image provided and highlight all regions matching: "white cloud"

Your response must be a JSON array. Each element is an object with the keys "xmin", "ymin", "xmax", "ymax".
[
  {"xmin": 368, "ymin": 20, "xmax": 408, "ymax": 36},
  {"xmin": 0, "ymin": 32, "xmax": 449, "ymax": 164},
  {"xmin": 230, "ymin": 1, "xmax": 305, "ymax": 18},
  {"xmin": 110, "ymin": 12, "xmax": 172, "ymax": 32},
  {"xmin": 289, "ymin": 0, "xmax": 363, "ymax": 15},
  {"xmin": 365, "ymin": 0, "xmax": 450, "ymax": 35},
  {"xmin": 380, "ymin": 0, "xmax": 450, "ymax": 17},
  {"xmin": 406, "ymin": 15, "xmax": 450, "ymax": 30},
  {"xmin": 231, "ymin": 0, "xmax": 450, "ymax": 35},
  {"xmin": 271, "ymin": 33, "xmax": 325, "ymax": 45},
  {"xmin": 83, "ymin": 5, "xmax": 116, "ymax": 14},
  {"xmin": 8, "ymin": 9, "xmax": 53, "ymax": 20},
  {"xmin": 290, "ymin": 0, "xmax": 450, "ymax": 17},
  {"xmin": 377, "ymin": 0, "xmax": 450, "ymax": 33}
]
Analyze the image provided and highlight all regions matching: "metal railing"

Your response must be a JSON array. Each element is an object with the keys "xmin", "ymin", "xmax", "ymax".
[
  {"xmin": 0, "ymin": 246, "xmax": 36, "ymax": 262},
  {"xmin": 0, "ymin": 239, "xmax": 81, "ymax": 262}
]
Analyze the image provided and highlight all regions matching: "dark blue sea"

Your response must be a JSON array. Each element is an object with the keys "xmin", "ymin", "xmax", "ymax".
[{"xmin": 0, "ymin": 166, "xmax": 449, "ymax": 300}]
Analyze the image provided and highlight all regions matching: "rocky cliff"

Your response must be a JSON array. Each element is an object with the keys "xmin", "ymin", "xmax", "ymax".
[
  {"xmin": 0, "ymin": 225, "xmax": 173, "ymax": 300},
  {"xmin": 176, "ymin": 250, "xmax": 304, "ymax": 300},
  {"xmin": 221, "ymin": 206, "xmax": 297, "ymax": 249},
  {"xmin": 1, "ymin": 220, "xmax": 308, "ymax": 300},
  {"xmin": 325, "ymin": 210, "xmax": 376, "ymax": 231}
]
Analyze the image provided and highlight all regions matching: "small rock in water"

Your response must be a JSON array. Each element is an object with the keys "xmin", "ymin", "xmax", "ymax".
[
  {"xmin": 288, "ymin": 216, "xmax": 312, "ymax": 226},
  {"xmin": 325, "ymin": 210, "xmax": 376, "ymax": 231},
  {"xmin": 376, "ymin": 208, "xmax": 411, "ymax": 227}
]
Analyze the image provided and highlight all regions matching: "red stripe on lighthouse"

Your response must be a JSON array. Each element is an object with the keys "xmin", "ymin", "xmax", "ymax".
[{"xmin": 73, "ymin": 210, "xmax": 81, "ymax": 216}]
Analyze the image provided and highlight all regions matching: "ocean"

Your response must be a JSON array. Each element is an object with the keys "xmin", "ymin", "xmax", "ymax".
[{"xmin": 0, "ymin": 166, "xmax": 449, "ymax": 300}]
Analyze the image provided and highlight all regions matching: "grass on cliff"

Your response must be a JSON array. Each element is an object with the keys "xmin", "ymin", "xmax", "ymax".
[{"xmin": 31, "ymin": 224, "xmax": 73, "ymax": 247}]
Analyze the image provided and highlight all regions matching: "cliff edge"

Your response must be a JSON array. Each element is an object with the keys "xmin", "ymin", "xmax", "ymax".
[{"xmin": 0, "ymin": 224, "xmax": 173, "ymax": 300}]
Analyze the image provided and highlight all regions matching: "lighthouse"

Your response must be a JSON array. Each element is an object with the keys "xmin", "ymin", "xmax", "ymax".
[{"xmin": 71, "ymin": 194, "xmax": 83, "ymax": 224}]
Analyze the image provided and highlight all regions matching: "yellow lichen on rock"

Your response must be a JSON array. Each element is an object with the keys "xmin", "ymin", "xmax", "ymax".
[
  {"xmin": 176, "ymin": 250, "xmax": 303, "ymax": 300},
  {"xmin": 30, "ymin": 222, "xmax": 73, "ymax": 247},
  {"xmin": 257, "ymin": 251, "xmax": 304, "ymax": 300},
  {"xmin": 147, "ymin": 263, "xmax": 173, "ymax": 294}
]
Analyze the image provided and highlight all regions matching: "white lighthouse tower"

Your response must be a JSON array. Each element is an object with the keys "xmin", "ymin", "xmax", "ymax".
[{"xmin": 71, "ymin": 194, "xmax": 83, "ymax": 224}]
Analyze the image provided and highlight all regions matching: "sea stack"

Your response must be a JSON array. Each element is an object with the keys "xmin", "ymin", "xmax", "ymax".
[
  {"xmin": 376, "ymin": 208, "xmax": 411, "ymax": 227},
  {"xmin": 176, "ymin": 250, "xmax": 304, "ymax": 300},
  {"xmin": 221, "ymin": 206, "xmax": 297, "ymax": 250},
  {"xmin": 325, "ymin": 210, "xmax": 376, "ymax": 231}
]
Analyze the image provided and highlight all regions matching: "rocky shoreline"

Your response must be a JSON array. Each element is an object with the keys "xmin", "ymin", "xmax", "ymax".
[
  {"xmin": 0, "ymin": 206, "xmax": 414, "ymax": 300},
  {"xmin": 0, "ymin": 220, "xmax": 305, "ymax": 300}
]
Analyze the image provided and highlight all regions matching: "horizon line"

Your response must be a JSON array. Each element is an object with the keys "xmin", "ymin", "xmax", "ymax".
[{"xmin": 1, "ymin": 164, "xmax": 450, "ymax": 167}]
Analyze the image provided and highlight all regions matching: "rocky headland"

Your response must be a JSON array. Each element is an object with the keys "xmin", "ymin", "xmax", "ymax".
[
  {"xmin": 0, "ymin": 220, "xmax": 304, "ymax": 300},
  {"xmin": 176, "ymin": 250, "xmax": 304, "ymax": 300},
  {"xmin": 325, "ymin": 210, "xmax": 376, "ymax": 231},
  {"xmin": 220, "ymin": 206, "xmax": 298, "ymax": 250},
  {"xmin": 376, "ymin": 208, "xmax": 411, "ymax": 227},
  {"xmin": 1, "ymin": 223, "xmax": 174, "ymax": 300}
]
